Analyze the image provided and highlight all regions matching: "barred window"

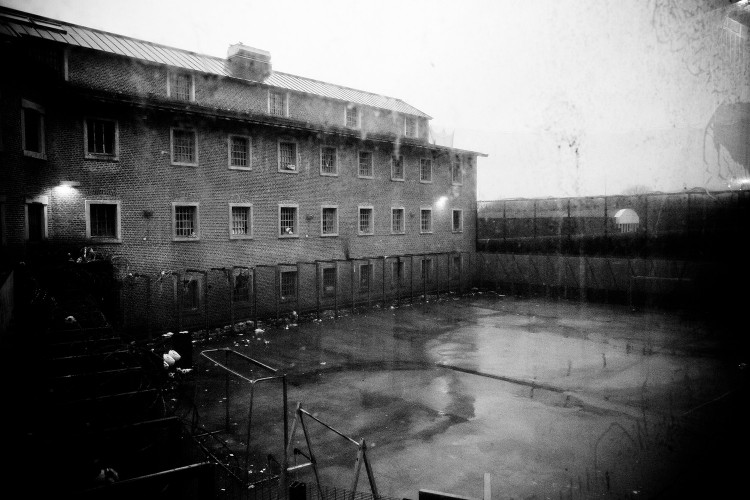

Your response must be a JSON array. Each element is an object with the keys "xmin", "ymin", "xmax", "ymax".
[
  {"xmin": 174, "ymin": 204, "xmax": 198, "ymax": 239},
  {"xmin": 420, "ymin": 158, "xmax": 432, "ymax": 182},
  {"xmin": 281, "ymin": 271, "xmax": 297, "ymax": 300},
  {"xmin": 230, "ymin": 205, "xmax": 252, "ymax": 238},
  {"xmin": 22, "ymin": 99, "xmax": 45, "ymax": 159},
  {"xmin": 320, "ymin": 146, "xmax": 337, "ymax": 175},
  {"xmin": 346, "ymin": 106, "xmax": 359, "ymax": 128},
  {"xmin": 359, "ymin": 263, "xmax": 373, "ymax": 292},
  {"xmin": 279, "ymin": 141, "xmax": 297, "ymax": 171},
  {"xmin": 87, "ymin": 202, "xmax": 119, "ymax": 240},
  {"xmin": 279, "ymin": 205, "xmax": 298, "ymax": 237},
  {"xmin": 391, "ymin": 260, "xmax": 404, "ymax": 286},
  {"xmin": 169, "ymin": 72, "xmax": 193, "ymax": 101},
  {"xmin": 229, "ymin": 135, "xmax": 250, "ymax": 169},
  {"xmin": 359, "ymin": 207, "xmax": 373, "ymax": 235},
  {"xmin": 391, "ymin": 208, "xmax": 404, "ymax": 234},
  {"xmin": 452, "ymin": 209, "xmax": 463, "ymax": 233},
  {"xmin": 420, "ymin": 208, "xmax": 432, "ymax": 234},
  {"xmin": 321, "ymin": 206, "xmax": 338, "ymax": 236},
  {"xmin": 404, "ymin": 117, "xmax": 417, "ymax": 137},
  {"xmin": 322, "ymin": 267, "xmax": 336, "ymax": 296},
  {"xmin": 172, "ymin": 128, "xmax": 197, "ymax": 165},
  {"xmin": 269, "ymin": 91, "xmax": 286, "ymax": 116},
  {"xmin": 451, "ymin": 158, "xmax": 462, "ymax": 184},
  {"xmin": 233, "ymin": 269, "xmax": 251, "ymax": 302},
  {"xmin": 358, "ymin": 151, "xmax": 373, "ymax": 178},
  {"xmin": 85, "ymin": 118, "xmax": 117, "ymax": 157},
  {"xmin": 391, "ymin": 155, "xmax": 404, "ymax": 180}
]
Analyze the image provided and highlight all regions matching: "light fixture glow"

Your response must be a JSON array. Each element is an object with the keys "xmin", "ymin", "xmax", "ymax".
[{"xmin": 436, "ymin": 196, "xmax": 448, "ymax": 208}]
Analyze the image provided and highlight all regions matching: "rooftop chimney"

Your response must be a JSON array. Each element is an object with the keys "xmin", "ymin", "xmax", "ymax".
[{"xmin": 227, "ymin": 43, "xmax": 271, "ymax": 82}]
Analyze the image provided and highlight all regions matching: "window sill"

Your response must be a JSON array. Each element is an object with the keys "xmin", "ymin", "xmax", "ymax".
[
  {"xmin": 172, "ymin": 161, "xmax": 198, "ymax": 167},
  {"xmin": 89, "ymin": 238, "xmax": 122, "ymax": 244},
  {"xmin": 452, "ymin": 182, "xmax": 463, "ymax": 186},
  {"xmin": 320, "ymin": 171, "xmax": 338, "ymax": 177},
  {"xmin": 358, "ymin": 175, "xmax": 374, "ymax": 179},
  {"xmin": 419, "ymin": 180, "xmax": 433, "ymax": 184},
  {"xmin": 391, "ymin": 177, "xmax": 405, "ymax": 182},
  {"xmin": 279, "ymin": 234, "xmax": 299, "ymax": 239},
  {"xmin": 230, "ymin": 235, "xmax": 254, "ymax": 240},
  {"xmin": 391, "ymin": 231, "xmax": 405, "ymax": 235},
  {"xmin": 229, "ymin": 165, "xmax": 252, "ymax": 171},
  {"xmin": 321, "ymin": 233, "xmax": 338, "ymax": 237},
  {"xmin": 278, "ymin": 168, "xmax": 298, "ymax": 174},
  {"xmin": 452, "ymin": 230, "xmax": 463, "ymax": 234},
  {"xmin": 358, "ymin": 232, "xmax": 374, "ymax": 237},
  {"xmin": 420, "ymin": 231, "xmax": 434, "ymax": 235},
  {"xmin": 173, "ymin": 237, "xmax": 200, "ymax": 242},
  {"xmin": 85, "ymin": 154, "xmax": 119, "ymax": 162},
  {"xmin": 24, "ymin": 150, "xmax": 46, "ymax": 160}
]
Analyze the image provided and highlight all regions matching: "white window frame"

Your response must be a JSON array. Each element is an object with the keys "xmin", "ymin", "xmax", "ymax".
[
  {"xmin": 278, "ymin": 203, "xmax": 299, "ymax": 238},
  {"xmin": 172, "ymin": 202, "xmax": 200, "ymax": 241},
  {"xmin": 268, "ymin": 90, "xmax": 289, "ymax": 117},
  {"xmin": 345, "ymin": 105, "xmax": 360, "ymax": 129},
  {"xmin": 320, "ymin": 204, "xmax": 339, "ymax": 237},
  {"xmin": 391, "ymin": 155, "xmax": 404, "ymax": 181},
  {"xmin": 21, "ymin": 99, "xmax": 46, "ymax": 159},
  {"xmin": 278, "ymin": 140, "xmax": 299, "ymax": 173},
  {"xmin": 83, "ymin": 117, "xmax": 119, "ymax": 160},
  {"xmin": 452, "ymin": 209, "xmax": 463, "ymax": 233},
  {"xmin": 228, "ymin": 134, "xmax": 252, "ymax": 170},
  {"xmin": 170, "ymin": 127, "xmax": 198, "ymax": 167},
  {"xmin": 420, "ymin": 158, "xmax": 433, "ymax": 183},
  {"xmin": 320, "ymin": 146, "xmax": 338, "ymax": 176},
  {"xmin": 24, "ymin": 196, "xmax": 48, "ymax": 241},
  {"xmin": 420, "ymin": 207, "xmax": 433, "ymax": 234},
  {"xmin": 452, "ymin": 157, "xmax": 463, "ymax": 185},
  {"xmin": 358, "ymin": 150, "xmax": 374, "ymax": 179},
  {"xmin": 391, "ymin": 207, "xmax": 405, "ymax": 235},
  {"xmin": 167, "ymin": 70, "xmax": 195, "ymax": 102},
  {"xmin": 229, "ymin": 203, "xmax": 253, "ymax": 240},
  {"xmin": 358, "ymin": 205, "xmax": 374, "ymax": 236},
  {"xmin": 85, "ymin": 200, "xmax": 122, "ymax": 243}
]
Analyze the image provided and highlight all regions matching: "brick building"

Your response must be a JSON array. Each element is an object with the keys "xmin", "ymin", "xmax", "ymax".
[{"xmin": 0, "ymin": 7, "xmax": 484, "ymax": 332}]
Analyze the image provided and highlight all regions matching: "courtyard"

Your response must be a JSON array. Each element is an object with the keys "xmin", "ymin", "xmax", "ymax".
[{"xmin": 188, "ymin": 293, "xmax": 747, "ymax": 499}]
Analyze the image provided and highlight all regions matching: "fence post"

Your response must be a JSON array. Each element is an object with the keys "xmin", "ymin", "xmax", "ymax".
[
  {"xmin": 316, "ymin": 262, "xmax": 321, "ymax": 321},
  {"xmin": 382, "ymin": 256, "xmax": 387, "ymax": 308},
  {"xmin": 436, "ymin": 253, "xmax": 440, "ymax": 300},
  {"xmin": 334, "ymin": 261, "xmax": 339, "ymax": 319},
  {"xmin": 351, "ymin": 260, "xmax": 356, "ymax": 314}
]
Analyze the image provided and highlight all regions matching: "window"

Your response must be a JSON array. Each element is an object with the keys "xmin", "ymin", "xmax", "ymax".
[
  {"xmin": 168, "ymin": 71, "xmax": 194, "ymax": 101},
  {"xmin": 346, "ymin": 106, "xmax": 359, "ymax": 128},
  {"xmin": 229, "ymin": 135, "xmax": 251, "ymax": 170},
  {"xmin": 173, "ymin": 203, "xmax": 199, "ymax": 240},
  {"xmin": 420, "ymin": 208, "xmax": 432, "ymax": 234},
  {"xmin": 391, "ymin": 155, "xmax": 404, "ymax": 181},
  {"xmin": 391, "ymin": 260, "xmax": 404, "ymax": 286},
  {"xmin": 420, "ymin": 158, "xmax": 432, "ymax": 183},
  {"xmin": 391, "ymin": 207, "xmax": 405, "ymax": 234},
  {"xmin": 25, "ymin": 198, "xmax": 48, "ymax": 242},
  {"xmin": 279, "ymin": 204, "xmax": 299, "ymax": 237},
  {"xmin": 86, "ymin": 200, "xmax": 121, "ymax": 242},
  {"xmin": 278, "ymin": 141, "xmax": 298, "ymax": 172},
  {"xmin": 452, "ymin": 157, "xmax": 463, "ymax": 185},
  {"xmin": 171, "ymin": 128, "xmax": 197, "ymax": 166},
  {"xmin": 359, "ymin": 263, "xmax": 373, "ymax": 292},
  {"xmin": 358, "ymin": 206, "xmax": 373, "ymax": 235},
  {"xmin": 358, "ymin": 151, "xmax": 373, "ymax": 178},
  {"xmin": 84, "ymin": 118, "xmax": 118, "ymax": 160},
  {"xmin": 421, "ymin": 258, "xmax": 433, "ymax": 282},
  {"xmin": 452, "ymin": 255, "xmax": 462, "ymax": 275},
  {"xmin": 269, "ymin": 91, "xmax": 287, "ymax": 117},
  {"xmin": 229, "ymin": 204, "xmax": 253, "ymax": 239},
  {"xmin": 280, "ymin": 270, "xmax": 297, "ymax": 300},
  {"xmin": 404, "ymin": 116, "xmax": 417, "ymax": 137},
  {"xmin": 320, "ymin": 146, "xmax": 337, "ymax": 176},
  {"xmin": 22, "ymin": 99, "xmax": 45, "ymax": 159},
  {"xmin": 321, "ymin": 205, "xmax": 338, "ymax": 236},
  {"xmin": 322, "ymin": 267, "xmax": 336, "ymax": 297},
  {"xmin": 181, "ymin": 279, "xmax": 200, "ymax": 310},
  {"xmin": 233, "ymin": 269, "xmax": 251, "ymax": 302},
  {"xmin": 452, "ymin": 209, "xmax": 463, "ymax": 233}
]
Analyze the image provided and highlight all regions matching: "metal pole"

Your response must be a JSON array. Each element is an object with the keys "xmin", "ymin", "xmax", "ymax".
[
  {"xmin": 275, "ymin": 266, "xmax": 280, "ymax": 321},
  {"xmin": 447, "ymin": 253, "xmax": 452, "ymax": 295},
  {"xmin": 396, "ymin": 256, "xmax": 401, "ymax": 307},
  {"xmin": 367, "ymin": 260, "xmax": 371, "ymax": 309},
  {"xmin": 381, "ymin": 256, "xmax": 386, "ymax": 308},
  {"xmin": 225, "ymin": 349, "xmax": 230, "ymax": 432},
  {"xmin": 422, "ymin": 254, "xmax": 427, "ymax": 302},
  {"xmin": 316, "ymin": 262, "xmax": 321, "ymax": 320},
  {"xmin": 295, "ymin": 264, "xmax": 300, "ymax": 316},
  {"xmin": 410, "ymin": 255, "xmax": 414, "ymax": 303},
  {"xmin": 436, "ymin": 253, "xmax": 440, "ymax": 300},
  {"xmin": 334, "ymin": 261, "xmax": 339, "ymax": 318},
  {"xmin": 252, "ymin": 267, "xmax": 257, "ymax": 328},
  {"xmin": 351, "ymin": 260, "xmax": 355, "ymax": 313}
]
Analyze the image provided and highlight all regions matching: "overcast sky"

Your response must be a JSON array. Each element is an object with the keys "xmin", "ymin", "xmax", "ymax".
[{"xmin": 3, "ymin": 0, "xmax": 747, "ymax": 198}]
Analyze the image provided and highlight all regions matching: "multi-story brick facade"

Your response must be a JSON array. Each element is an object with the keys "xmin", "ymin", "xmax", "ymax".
[{"xmin": 0, "ymin": 7, "xmax": 484, "ymax": 332}]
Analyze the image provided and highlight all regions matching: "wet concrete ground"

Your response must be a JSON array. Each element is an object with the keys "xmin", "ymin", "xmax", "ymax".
[{"xmin": 189, "ymin": 294, "xmax": 748, "ymax": 499}]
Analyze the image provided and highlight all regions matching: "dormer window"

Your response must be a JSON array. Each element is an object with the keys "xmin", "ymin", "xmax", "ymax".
[
  {"xmin": 404, "ymin": 116, "xmax": 417, "ymax": 138},
  {"xmin": 346, "ymin": 106, "xmax": 359, "ymax": 129},
  {"xmin": 168, "ymin": 71, "xmax": 194, "ymax": 101}
]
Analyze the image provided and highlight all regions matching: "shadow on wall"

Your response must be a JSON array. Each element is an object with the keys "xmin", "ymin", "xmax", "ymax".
[{"xmin": 705, "ymin": 102, "xmax": 750, "ymax": 182}]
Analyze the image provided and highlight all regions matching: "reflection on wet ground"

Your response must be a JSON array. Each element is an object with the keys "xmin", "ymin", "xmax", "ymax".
[{"xmin": 190, "ymin": 295, "xmax": 747, "ymax": 499}]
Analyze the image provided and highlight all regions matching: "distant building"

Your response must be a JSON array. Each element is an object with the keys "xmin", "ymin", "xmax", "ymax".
[{"xmin": 0, "ymin": 7, "xmax": 484, "ymax": 330}]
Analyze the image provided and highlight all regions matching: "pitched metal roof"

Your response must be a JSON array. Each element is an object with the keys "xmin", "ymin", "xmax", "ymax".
[{"xmin": 0, "ymin": 7, "xmax": 431, "ymax": 118}]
